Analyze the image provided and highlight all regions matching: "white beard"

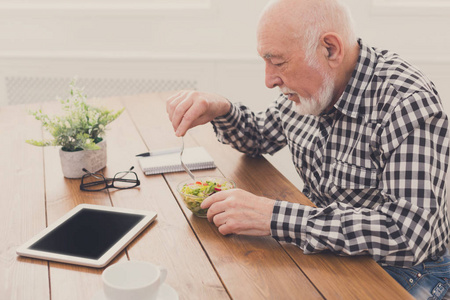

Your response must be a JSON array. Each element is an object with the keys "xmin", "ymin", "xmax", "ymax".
[{"xmin": 280, "ymin": 71, "xmax": 335, "ymax": 116}]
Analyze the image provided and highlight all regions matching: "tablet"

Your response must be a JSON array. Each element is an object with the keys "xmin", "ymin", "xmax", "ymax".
[{"xmin": 17, "ymin": 204, "xmax": 157, "ymax": 268}]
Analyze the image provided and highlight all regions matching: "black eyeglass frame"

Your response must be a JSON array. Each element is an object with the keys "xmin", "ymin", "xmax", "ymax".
[{"xmin": 80, "ymin": 166, "xmax": 140, "ymax": 191}]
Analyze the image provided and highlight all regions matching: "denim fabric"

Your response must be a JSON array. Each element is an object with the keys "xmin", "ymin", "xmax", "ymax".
[{"xmin": 383, "ymin": 250, "xmax": 450, "ymax": 300}]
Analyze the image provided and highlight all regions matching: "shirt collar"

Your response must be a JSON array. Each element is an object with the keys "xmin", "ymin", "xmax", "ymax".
[{"xmin": 332, "ymin": 39, "xmax": 377, "ymax": 119}]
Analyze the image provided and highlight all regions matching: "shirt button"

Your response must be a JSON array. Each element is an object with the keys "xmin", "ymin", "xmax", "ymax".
[
  {"xmin": 417, "ymin": 273, "xmax": 421, "ymax": 278},
  {"xmin": 409, "ymin": 279, "xmax": 414, "ymax": 283}
]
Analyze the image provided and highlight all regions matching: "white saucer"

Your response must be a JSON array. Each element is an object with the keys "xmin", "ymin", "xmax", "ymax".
[{"xmin": 92, "ymin": 283, "xmax": 179, "ymax": 300}]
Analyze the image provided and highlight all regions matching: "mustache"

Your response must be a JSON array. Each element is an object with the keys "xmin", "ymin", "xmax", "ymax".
[{"xmin": 279, "ymin": 87, "xmax": 297, "ymax": 95}]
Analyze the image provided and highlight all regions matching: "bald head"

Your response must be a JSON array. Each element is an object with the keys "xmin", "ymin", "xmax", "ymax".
[
  {"xmin": 258, "ymin": 0, "xmax": 356, "ymax": 62},
  {"xmin": 257, "ymin": 0, "xmax": 360, "ymax": 115}
]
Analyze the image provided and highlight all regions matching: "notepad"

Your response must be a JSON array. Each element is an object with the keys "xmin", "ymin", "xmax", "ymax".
[{"xmin": 138, "ymin": 146, "xmax": 216, "ymax": 175}]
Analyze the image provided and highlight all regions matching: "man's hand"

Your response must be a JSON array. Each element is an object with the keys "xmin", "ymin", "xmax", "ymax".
[
  {"xmin": 201, "ymin": 188, "xmax": 276, "ymax": 236},
  {"xmin": 166, "ymin": 90, "xmax": 231, "ymax": 137}
]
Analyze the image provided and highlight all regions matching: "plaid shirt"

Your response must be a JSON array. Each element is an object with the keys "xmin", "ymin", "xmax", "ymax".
[{"xmin": 211, "ymin": 39, "xmax": 450, "ymax": 267}]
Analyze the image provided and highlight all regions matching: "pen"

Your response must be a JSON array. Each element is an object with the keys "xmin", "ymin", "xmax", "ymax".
[{"xmin": 136, "ymin": 147, "xmax": 181, "ymax": 157}]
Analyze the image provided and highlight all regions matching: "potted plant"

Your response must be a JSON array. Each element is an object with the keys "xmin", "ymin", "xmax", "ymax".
[{"xmin": 26, "ymin": 79, "xmax": 124, "ymax": 178}]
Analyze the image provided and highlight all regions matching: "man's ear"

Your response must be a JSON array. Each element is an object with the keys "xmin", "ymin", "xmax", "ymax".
[{"xmin": 320, "ymin": 32, "xmax": 345, "ymax": 69}]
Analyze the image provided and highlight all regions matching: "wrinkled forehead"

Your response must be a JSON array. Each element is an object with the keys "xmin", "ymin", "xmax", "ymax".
[
  {"xmin": 256, "ymin": 0, "xmax": 305, "ymax": 55},
  {"xmin": 256, "ymin": 14, "xmax": 302, "ymax": 58}
]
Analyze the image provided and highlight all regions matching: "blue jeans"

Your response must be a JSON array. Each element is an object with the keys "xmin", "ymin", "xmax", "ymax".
[{"xmin": 382, "ymin": 250, "xmax": 450, "ymax": 300}]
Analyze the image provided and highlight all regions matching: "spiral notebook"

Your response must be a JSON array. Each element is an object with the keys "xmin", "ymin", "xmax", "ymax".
[{"xmin": 138, "ymin": 146, "xmax": 216, "ymax": 175}]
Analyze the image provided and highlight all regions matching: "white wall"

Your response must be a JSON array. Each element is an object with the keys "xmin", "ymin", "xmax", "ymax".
[
  {"xmin": 0, "ymin": 0, "xmax": 276, "ymax": 109},
  {"xmin": 348, "ymin": 0, "xmax": 450, "ymax": 112},
  {"xmin": 0, "ymin": 0, "xmax": 449, "ymax": 190}
]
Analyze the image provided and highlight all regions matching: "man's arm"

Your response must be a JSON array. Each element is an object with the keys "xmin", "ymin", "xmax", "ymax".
[
  {"xmin": 211, "ymin": 96, "xmax": 288, "ymax": 156},
  {"xmin": 272, "ymin": 92, "xmax": 450, "ymax": 267}
]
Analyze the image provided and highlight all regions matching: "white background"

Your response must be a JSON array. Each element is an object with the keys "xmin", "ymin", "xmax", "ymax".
[{"xmin": 0, "ymin": 0, "xmax": 449, "ymax": 189}]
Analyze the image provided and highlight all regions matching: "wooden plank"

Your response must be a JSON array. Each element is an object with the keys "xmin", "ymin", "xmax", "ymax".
[
  {"xmin": 34, "ymin": 100, "xmax": 124, "ymax": 299},
  {"xmin": 5, "ymin": 92, "xmax": 412, "ymax": 299},
  {"xmin": 284, "ymin": 246, "xmax": 414, "ymax": 300},
  {"xmin": 0, "ymin": 104, "xmax": 50, "ymax": 300},
  {"xmin": 11, "ymin": 96, "xmax": 228, "ymax": 300},
  {"xmin": 125, "ymin": 93, "xmax": 323, "ymax": 300},
  {"xmin": 37, "ymin": 101, "xmax": 118, "ymax": 300},
  {"xmin": 102, "ymin": 96, "xmax": 230, "ymax": 300}
]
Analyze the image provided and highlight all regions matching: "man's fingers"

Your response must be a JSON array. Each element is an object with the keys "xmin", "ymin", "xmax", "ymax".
[
  {"xmin": 175, "ymin": 97, "xmax": 210, "ymax": 136},
  {"xmin": 166, "ymin": 91, "xmax": 186, "ymax": 119},
  {"xmin": 166, "ymin": 92, "xmax": 210, "ymax": 136},
  {"xmin": 166, "ymin": 90, "xmax": 230, "ymax": 136},
  {"xmin": 212, "ymin": 211, "xmax": 228, "ymax": 228},
  {"xmin": 203, "ymin": 189, "xmax": 274, "ymax": 236},
  {"xmin": 206, "ymin": 198, "xmax": 231, "ymax": 223},
  {"xmin": 204, "ymin": 190, "xmax": 241, "ymax": 223},
  {"xmin": 216, "ymin": 217, "xmax": 258, "ymax": 236},
  {"xmin": 166, "ymin": 90, "xmax": 194, "ymax": 131},
  {"xmin": 171, "ymin": 97, "xmax": 195, "ymax": 135},
  {"xmin": 202, "ymin": 189, "xmax": 236, "ymax": 209},
  {"xmin": 217, "ymin": 215, "xmax": 269, "ymax": 236}
]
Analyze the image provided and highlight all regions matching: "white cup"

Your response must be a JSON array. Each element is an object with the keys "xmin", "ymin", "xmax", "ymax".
[{"xmin": 102, "ymin": 261, "xmax": 167, "ymax": 300}]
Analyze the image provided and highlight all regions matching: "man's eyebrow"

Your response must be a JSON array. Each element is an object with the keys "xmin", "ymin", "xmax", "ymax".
[{"xmin": 263, "ymin": 53, "xmax": 282, "ymax": 60}]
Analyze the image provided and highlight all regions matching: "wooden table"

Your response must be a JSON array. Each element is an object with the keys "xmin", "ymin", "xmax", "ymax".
[{"xmin": 1, "ymin": 93, "xmax": 413, "ymax": 300}]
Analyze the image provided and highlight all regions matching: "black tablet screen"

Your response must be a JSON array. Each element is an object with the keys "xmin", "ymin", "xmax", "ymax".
[{"xmin": 29, "ymin": 208, "xmax": 145, "ymax": 260}]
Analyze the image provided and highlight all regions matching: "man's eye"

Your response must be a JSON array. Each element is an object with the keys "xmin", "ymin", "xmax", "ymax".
[{"xmin": 274, "ymin": 62, "xmax": 285, "ymax": 67}]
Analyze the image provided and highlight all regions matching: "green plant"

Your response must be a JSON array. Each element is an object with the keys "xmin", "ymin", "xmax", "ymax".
[{"xmin": 26, "ymin": 79, "xmax": 124, "ymax": 152}]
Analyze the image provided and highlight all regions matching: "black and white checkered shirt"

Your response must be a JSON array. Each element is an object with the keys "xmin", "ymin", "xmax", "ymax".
[{"xmin": 211, "ymin": 39, "xmax": 450, "ymax": 267}]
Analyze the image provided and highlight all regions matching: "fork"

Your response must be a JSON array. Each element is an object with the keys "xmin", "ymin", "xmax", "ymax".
[{"xmin": 180, "ymin": 136, "xmax": 195, "ymax": 180}]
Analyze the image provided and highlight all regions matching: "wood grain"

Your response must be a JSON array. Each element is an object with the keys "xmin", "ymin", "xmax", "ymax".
[
  {"xmin": 3, "ymin": 93, "xmax": 415, "ymax": 300},
  {"xmin": 124, "ymin": 94, "xmax": 323, "ymax": 300},
  {"xmin": 156, "ymin": 91, "xmax": 413, "ymax": 299},
  {"xmin": 103, "ymin": 97, "xmax": 230, "ymax": 300},
  {"xmin": 181, "ymin": 98, "xmax": 414, "ymax": 300},
  {"xmin": 39, "ymin": 101, "xmax": 116, "ymax": 300},
  {"xmin": 0, "ymin": 104, "xmax": 50, "ymax": 300}
]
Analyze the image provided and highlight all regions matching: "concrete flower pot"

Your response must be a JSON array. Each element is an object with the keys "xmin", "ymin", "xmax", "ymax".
[{"xmin": 59, "ymin": 140, "xmax": 107, "ymax": 179}]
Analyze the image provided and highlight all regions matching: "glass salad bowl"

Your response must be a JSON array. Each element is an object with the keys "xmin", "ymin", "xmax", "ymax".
[{"xmin": 177, "ymin": 176, "xmax": 236, "ymax": 218}]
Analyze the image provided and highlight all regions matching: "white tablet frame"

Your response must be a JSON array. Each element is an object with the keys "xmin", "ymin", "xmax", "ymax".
[{"xmin": 16, "ymin": 204, "xmax": 157, "ymax": 268}]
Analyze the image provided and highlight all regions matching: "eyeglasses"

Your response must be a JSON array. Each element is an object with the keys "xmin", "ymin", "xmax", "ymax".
[{"xmin": 80, "ymin": 166, "xmax": 140, "ymax": 191}]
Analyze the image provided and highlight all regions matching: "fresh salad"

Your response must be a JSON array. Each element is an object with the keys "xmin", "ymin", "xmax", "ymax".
[{"xmin": 179, "ymin": 179, "xmax": 235, "ymax": 217}]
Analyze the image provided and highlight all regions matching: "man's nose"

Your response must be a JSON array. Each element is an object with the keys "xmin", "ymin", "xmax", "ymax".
[{"xmin": 265, "ymin": 65, "xmax": 282, "ymax": 89}]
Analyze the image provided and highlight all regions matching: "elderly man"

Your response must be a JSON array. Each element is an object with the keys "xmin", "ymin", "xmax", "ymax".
[{"xmin": 166, "ymin": 0, "xmax": 450, "ymax": 298}]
